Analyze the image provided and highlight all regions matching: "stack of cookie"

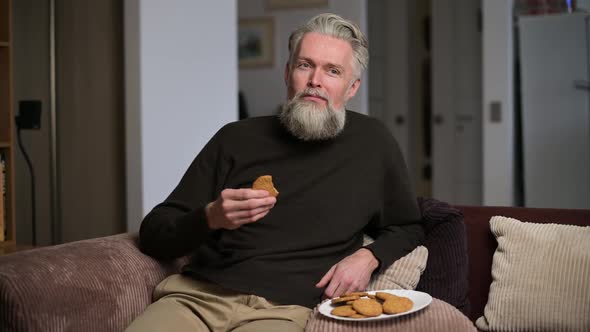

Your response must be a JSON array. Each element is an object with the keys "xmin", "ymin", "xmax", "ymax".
[{"xmin": 330, "ymin": 292, "xmax": 414, "ymax": 319}]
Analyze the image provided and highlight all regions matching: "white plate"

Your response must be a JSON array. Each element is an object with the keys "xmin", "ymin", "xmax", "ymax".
[{"xmin": 318, "ymin": 289, "xmax": 432, "ymax": 321}]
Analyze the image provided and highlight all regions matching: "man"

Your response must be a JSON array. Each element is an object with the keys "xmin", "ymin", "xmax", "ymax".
[{"xmin": 126, "ymin": 13, "xmax": 424, "ymax": 332}]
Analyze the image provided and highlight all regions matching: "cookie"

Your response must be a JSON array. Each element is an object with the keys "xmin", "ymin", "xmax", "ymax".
[
  {"xmin": 331, "ymin": 295, "xmax": 360, "ymax": 305},
  {"xmin": 375, "ymin": 292, "xmax": 399, "ymax": 301},
  {"xmin": 252, "ymin": 175, "xmax": 279, "ymax": 197},
  {"xmin": 342, "ymin": 291, "xmax": 369, "ymax": 298},
  {"xmin": 351, "ymin": 299, "xmax": 383, "ymax": 317},
  {"xmin": 382, "ymin": 296, "xmax": 414, "ymax": 314},
  {"xmin": 331, "ymin": 305, "xmax": 356, "ymax": 317},
  {"xmin": 350, "ymin": 313, "xmax": 368, "ymax": 319}
]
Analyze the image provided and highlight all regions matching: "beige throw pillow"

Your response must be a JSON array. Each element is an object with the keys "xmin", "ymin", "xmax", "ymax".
[
  {"xmin": 476, "ymin": 216, "xmax": 590, "ymax": 332},
  {"xmin": 363, "ymin": 235, "xmax": 428, "ymax": 290}
]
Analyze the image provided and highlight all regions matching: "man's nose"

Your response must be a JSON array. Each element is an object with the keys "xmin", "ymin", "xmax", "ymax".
[{"xmin": 307, "ymin": 69, "xmax": 322, "ymax": 88}]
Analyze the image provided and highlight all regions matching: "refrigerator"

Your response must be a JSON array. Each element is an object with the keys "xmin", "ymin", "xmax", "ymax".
[{"xmin": 518, "ymin": 13, "xmax": 590, "ymax": 209}]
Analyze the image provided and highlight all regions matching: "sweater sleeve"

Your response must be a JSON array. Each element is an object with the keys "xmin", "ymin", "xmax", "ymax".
[
  {"xmin": 138, "ymin": 129, "xmax": 228, "ymax": 260},
  {"xmin": 363, "ymin": 123, "xmax": 425, "ymax": 273}
]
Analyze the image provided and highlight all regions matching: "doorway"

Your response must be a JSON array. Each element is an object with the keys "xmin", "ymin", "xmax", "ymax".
[{"xmin": 368, "ymin": 0, "xmax": 483, "ymax": 205}]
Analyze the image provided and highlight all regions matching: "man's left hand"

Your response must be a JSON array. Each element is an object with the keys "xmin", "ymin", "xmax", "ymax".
[{"xmin": 315, "ymin": 248, "xmax": 379, "ymax": 299}]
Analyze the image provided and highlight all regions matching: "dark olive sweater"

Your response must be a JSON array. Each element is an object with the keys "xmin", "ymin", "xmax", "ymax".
[{"xmin": 139, "ymin": 111, "xmax": 424, "ymax": 308}]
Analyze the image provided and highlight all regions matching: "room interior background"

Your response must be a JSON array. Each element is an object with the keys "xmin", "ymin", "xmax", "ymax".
[{"xmin": 8, "ymin": 0, "xmax": 590, "ymax": 248}]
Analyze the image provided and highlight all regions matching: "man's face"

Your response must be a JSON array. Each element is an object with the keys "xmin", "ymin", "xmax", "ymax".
[{"xmin": 285, "ymin": 32, "xmax": 360, "ymax": 111}]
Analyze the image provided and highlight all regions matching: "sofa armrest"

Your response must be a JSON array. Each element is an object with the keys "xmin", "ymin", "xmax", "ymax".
[{"xmin": 0, "ymin": 233, "xmax": 187, "ymax": 332}]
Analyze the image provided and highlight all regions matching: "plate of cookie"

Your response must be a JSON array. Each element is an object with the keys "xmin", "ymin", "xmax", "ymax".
[{"xmin": 318, "ymin": 289, "xmax": 432, "ymax": 321}]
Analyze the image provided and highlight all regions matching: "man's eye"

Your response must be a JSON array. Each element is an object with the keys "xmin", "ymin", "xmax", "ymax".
[
  {"xmin": 297, "ymin": 62, "xmax": 310, "ymax": 68},
  {"xmin": 329, "ymin": 68, "xmax": 341, "ymax": 75}
]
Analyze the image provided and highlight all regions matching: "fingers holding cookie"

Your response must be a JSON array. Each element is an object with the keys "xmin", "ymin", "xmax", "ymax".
[{"xmin": 206, "ymin": 188, "xmax": 276, "ymax": 230}]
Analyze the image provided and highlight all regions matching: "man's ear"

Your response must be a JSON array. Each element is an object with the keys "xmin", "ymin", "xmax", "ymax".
[
  {"xmin": 346, "ymin": 79, "xmax": 361, "ymax": 100},
  {"xmin": 284, "ymin": 63, "xmax": 290, "ymax": 86}
]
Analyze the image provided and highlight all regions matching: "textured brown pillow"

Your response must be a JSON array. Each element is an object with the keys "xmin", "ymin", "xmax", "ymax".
[
  {"xmin": 416, "ymin": 197, "xmax": 470, "ymax": 315},
  {"xmin": 305, "ymin": 298, "xmax": 476, "ymax": 332},
  {"xmin": 363, "ymin": 235, "xmax": 428, "ymax": 291},
  {"xmin": 476, "ymin": 216, "xmax": 590, "ymax": 332}
]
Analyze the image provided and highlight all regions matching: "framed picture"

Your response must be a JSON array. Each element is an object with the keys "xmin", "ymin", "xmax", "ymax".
[
  {"xmin": 238, "ymin": 18, "xmax": 274, "ymax": 68},
  {"xmin": 266, "ymin": 0, "xmax": 329, "ymax": 10}
]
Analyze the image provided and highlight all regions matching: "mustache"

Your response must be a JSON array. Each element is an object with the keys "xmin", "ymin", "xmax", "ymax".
[{"xmin": 293, "ymin": 88, "xmax": 330, "ymax": 103}]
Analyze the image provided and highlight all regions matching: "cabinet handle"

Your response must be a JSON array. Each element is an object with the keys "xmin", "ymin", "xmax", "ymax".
[{"xmin": 433, "ymin": 114, "xmax": 444, "ymax": 124}]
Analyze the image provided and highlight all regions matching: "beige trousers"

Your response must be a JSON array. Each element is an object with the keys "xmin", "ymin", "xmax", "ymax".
[{"xmin": 125, "ymin": 274, "xmax": 312, "ymax": 332}]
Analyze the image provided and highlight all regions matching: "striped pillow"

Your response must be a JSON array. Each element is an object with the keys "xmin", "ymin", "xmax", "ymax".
[
  {"xmin": 363, "ymin": 235, "xmax": 428, "ymax": 291},
  {"xmin": 476, "ymin": 216, "xmax": 590, "ymax": 331}
]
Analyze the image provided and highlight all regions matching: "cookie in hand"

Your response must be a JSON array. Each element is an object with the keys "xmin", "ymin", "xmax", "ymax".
[{"xmin": 252, "ymin": 175, "xmax": 279, "ymax": 197}]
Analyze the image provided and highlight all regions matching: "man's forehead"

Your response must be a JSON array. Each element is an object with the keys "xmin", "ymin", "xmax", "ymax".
[{"xmin": 296, "ymin": 32, "xmax": 354, "ymax": 66}]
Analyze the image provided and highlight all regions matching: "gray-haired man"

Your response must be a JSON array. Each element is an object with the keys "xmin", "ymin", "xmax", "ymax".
[{"xmin": 126, "ymin": 13, "xmax": 424, "ymax": 332}]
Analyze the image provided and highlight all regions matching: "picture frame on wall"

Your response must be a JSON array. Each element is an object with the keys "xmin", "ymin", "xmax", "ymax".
[
  {"xmin": 238, "ymin": 18, "xmax": 274, "ymax": 68},
  {"xmin": 266, "ymin": 0, "xmax": 329, "ymax": 10}
]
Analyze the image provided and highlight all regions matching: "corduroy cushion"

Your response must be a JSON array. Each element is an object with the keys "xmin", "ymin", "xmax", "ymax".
[
  {"xmin": 0, "ymin": 234, "xmax": 186, "ymax": 332},
  {"xmin": 305, "ymin": 298, "xmax": 476, "ymax": 332},
  {"xmin": 416, "ymin": 197, "xmax": 470, "ymax": 315},
  {"xmin": 363, "ymin": 235, "xmax": 428, "ymax": 291},
  {"xmin": 476, "ymin": 216, "xmax": 590, "ymax": 331}
]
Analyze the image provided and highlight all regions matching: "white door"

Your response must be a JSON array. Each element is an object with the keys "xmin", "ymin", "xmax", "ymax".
[
  {"xmin": 519, "ymin": 13, "xmax": 590, "ymax": 209},
  {"xmin": 431, "ymin": 0, "xmax": 483, "ymax": 205},
  {"xmin": 368, "ymin": 0, "xmax": 411, "ymax": 161}
]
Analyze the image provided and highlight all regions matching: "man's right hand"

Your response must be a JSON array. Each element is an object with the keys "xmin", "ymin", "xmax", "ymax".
[{"xmin": 205, "ymin": 188, "xmax": 276, "ymax": 230}]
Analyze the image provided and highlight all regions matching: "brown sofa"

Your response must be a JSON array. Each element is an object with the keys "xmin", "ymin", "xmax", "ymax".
[
  {"xmin": 457, "ymin": 205, "xmax": 590, "ymax": 322},
  {"xmin": 1, "ymin": 202, "xmax": 589, "ymax": 332}
]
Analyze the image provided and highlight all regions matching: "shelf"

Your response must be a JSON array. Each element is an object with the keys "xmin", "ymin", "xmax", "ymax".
[
  {"xmin": 0, "ymin": 0, "xmax": 14, "ymax": 249},
  {"xmin": 0, "ymin": 241, "xmax": 16, "ymax": 255},
  {"xmin": 0, "ymin": 240, "xmax": 15, "ymax": 248},
  {"xmin": 0, "ymin": 241, "xmax": 38, "ymax": 255}
]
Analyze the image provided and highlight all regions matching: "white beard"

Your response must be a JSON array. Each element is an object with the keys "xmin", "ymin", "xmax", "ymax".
[{"xmin": 279, "ymin": 89, "xmax": 346, "ymax": 141}]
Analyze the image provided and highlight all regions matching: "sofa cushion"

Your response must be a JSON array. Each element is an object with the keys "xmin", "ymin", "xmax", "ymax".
[
  {"xmin": 363, "ymin": 235, "xmax": 428, "ymax": 291},
  {"xmin": 476, "ymin": 216, "xmax": 590, "ymax": 332},
  {"xmin": 305, "ymin": 297, "xmax": 476, "ymax": 332},
  {"xmin": 0, "ymin": 233, "xmax": 186, "ymax": 332},
  {"xmin": 416, "ymin": 198, "xmax": 470, "ymax": 315}
]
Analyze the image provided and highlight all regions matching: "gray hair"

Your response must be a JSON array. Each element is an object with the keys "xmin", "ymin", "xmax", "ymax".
[{"xmin": 287, "ymin": 13, "xmax": 369, "ymax": 79}]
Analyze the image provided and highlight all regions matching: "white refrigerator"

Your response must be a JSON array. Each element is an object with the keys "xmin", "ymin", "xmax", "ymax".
[{"xmin": 518, "ymin": 13, "xmax": 590, "ymax": 209}]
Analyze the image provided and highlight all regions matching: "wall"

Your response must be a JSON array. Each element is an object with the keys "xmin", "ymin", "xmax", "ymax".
[
  {"xmin": 238, "ymin": 0, "xmax": 368, "ymax": 117},
  {"xmin": 125, "ymin": 0, "xmax": 238, "ymax": 232},
  {"xmin": 13, "ymin": 0, "xmax": 52, "ymax": 245}
]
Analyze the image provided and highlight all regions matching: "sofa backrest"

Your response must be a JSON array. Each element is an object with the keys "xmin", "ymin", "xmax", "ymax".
[{"xmin": 456, "ymin": 205, "xmax": 590, "ymax": 321}]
